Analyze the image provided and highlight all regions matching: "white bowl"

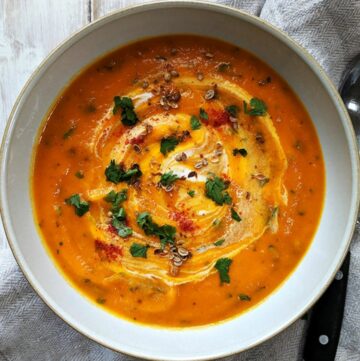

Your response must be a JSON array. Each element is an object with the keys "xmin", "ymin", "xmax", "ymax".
[{"xmin": 1, "ymin": 1, "xmax": 359, "ymax": 360}]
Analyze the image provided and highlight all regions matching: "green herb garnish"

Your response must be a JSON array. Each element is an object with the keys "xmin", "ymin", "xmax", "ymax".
[
  {"xmin": 75, "ymin": 170, "xmax": 84, "ymax": 179},
  {"xmin": 130, "ymin": 243, "xmax": 149, "ymax": 258},
  {"xmin": 214, "ymin": 239, "xmax": 225, "ymax": 246},
  {"xmin": 205, "ymin": 176, "xmax": 232, "ymax": 206},
  {"xmin": 65, "ymin": 194, "xmax": 90, "ymax": 217},
  {"xmin": 231, "ymin": 208, "xmax": 241, "ymax": 222},
  {"xmin": 215, "ymin": 258, "xmax": 232, "ymax": 284},
  {"xmin": 187, "ymin": 190, "xmax": 195, "ymax": 197},
  {"xmin": 232, "ymin": 148, "xmax": 247, "ymax": 157},
  {"xmin": 105, "ymin": 160, "xmax": 142, "ymax": 184},
  {"xmin": 104, "ymin": 189, "xmax": 127, "ymax": 205},
  {"xmin": 160, "ymin": 171, "xmax": 179, "ymax": 187},
  {"xmin": 225, "ymin": 105, "xmax": 239, "ymax": 118},
  {"xmin": 63, "ymin": 126, "xmax": 76, "ymax": 139},
  {"xmin": 160, "ymin": 136, "xmax": 179, "ymax": 155},
  {"xmin": 217, "ymin": 62, "xmax": 230, "ymax": 72},
  {"xmin": 199, "ymin": 108, "xmax": 208, "ymax": 121},
  {"xmin": 243, "ymin": 98, "xmax": 267, "ymax": 116},
  {"xmin": 238, "ymin": 294, "xmax": 251, "ymax": 301},
  {"xmin": 137, "ymin": 212, "xmax": 176, "ymax": 249},
  {"xmin": 190, "ymin": 115, "xmax": 201, "ymax": 130},
  {"xmin": 112, "ymin": 218, "xmax": 132, "ymax": 237},
  {"xmin": 113, "ymin": 96, "xmax": 139, "ymax": 126}
]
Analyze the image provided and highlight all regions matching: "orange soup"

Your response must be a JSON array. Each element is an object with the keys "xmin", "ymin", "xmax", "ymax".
[{"xmin": 32, "ymin": 35, "xmax": 324, "ymax": 327}]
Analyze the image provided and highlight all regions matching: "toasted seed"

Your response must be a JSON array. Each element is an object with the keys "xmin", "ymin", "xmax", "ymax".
[
  {"xmin": 229, "ymin": 116, "xmax": 237, "ymax": 123},
  {"xmin": 170, "ymin": 70, "xmax": 179, "ymax": 78},
  {"xmin": 194, "ymin": 161, "xmax": 204, "ymax": 169},
  {"xmin": 214, "ymin": 149, "xmax": 223, "ymax": 156},
  {"xmin": 210, "ymin": 156, "xmax": 220, "ymax": 164},
  {"xmin": 175, "ymin": 152, "xmax": 187, "ymax": 162},
  {"xmin": 171, "ymin": 48, "xmax": 178, "ymax": 55},
  {"xmin": 142, "ymin": 80, "xmax": 149, "ymax": 89},
  {"xmin": 205, "ymin": 52, "xmax": 214, "ymax": 58},
  {"xmin": 133, "ymin": 144, "xmax": 141, "ymax": 153},
  {"xmin": 197, "ymin": 72, "xmax": 204, "ymax": 81},
  {"xmin": 202, "ymin": 159, "xmax": 208, "ymax": 166},
  {"xmin": 164, "ymin": 72, "xmax": 172, "ymax": 82},
  {"xmin": 177, "ymin": 247, "xmax": 189, "ymax": 257},
  {"xmin": 170, "ymin": 264, "xmax": 179, "ymax": 276},
  {"xmin": 107, "ymin": 211, "xmax": 112, "ymax": 217},
  {"xmin": 165, "ymin": 184, "xmax": 174, "ymax": 192},
  {"xmin": 188, "ymin": 171, "xmax": 197, "ymax": 178},
  {"xmin": 204, "ymin": 89, "xmax": 215, "ymax": 100}
]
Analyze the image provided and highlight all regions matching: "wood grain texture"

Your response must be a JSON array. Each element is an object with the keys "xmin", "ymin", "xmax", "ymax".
[{"xmin": 0, "ymin": 0, "xmax": 89, "ymax": 249}]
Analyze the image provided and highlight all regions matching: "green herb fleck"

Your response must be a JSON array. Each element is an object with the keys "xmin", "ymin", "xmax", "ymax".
[
  {"xmin": 214, "ymin": 239, "xmax": 225, "ymax": 246},
  {"xmin": 231, "ymin": 208, "xmax": 241, "ymax": 222},
  {"xmin": 205, "ymin": 176, "xmax": 232, "ymax": 206},
  {"xmin": 199, "ymin": 108, "xmax": 208, "ymax": 120},
  {"xmin": 130, "ymin": 243, "xmax": 149, "ymax": 258},
  {"xmin": 136, "ymin": 212, "xmax": 176, "ymax": 249},
  {"xmin": 215, "ymin": 258, "xmax": 232, "ymax": 284},
  {"xmin": 225, "ymin": 105, "xmax": 239, "ymax": 118},
  {"xmin": 113, "ymin": 96, "xmax": 139, "ymax": 126},
  {"xmin": 65, "ymin": 194, "xmax": 90, "ymax": 217},
  {"xmin": 187, "ymin": 190, "xmax": 195, "ymax": 197},
  {"xmin": 160, "ymin": 136, "xmax": 179, "ymax": 155},
  {"xmin": 217, "ymin": 62, "xmax": 230, "ymax": 72},
  {"xmin": 232, "ymin": 148, "xmax": 247, "ymax": 157},
  {"xmin": 238, "ymin": 293, "xmax": 251, "ymax": 301},
  {"xmin": 75, "ymin": 170, "xmax": 84, "ymax": 179},
  {"xmin": 112, "ymin": 218, "xmax": 132, "ymax": 237},
  {"xmin": 212, "ymin": 219, "xmax": 221, "ymax": 226},
  {"xmin": 160, "ymin": 171, "xmax": 179, "ymax": 187},
  {"xmin": 105, "ymin": 160, "xmax": 142, "ymax": 184},
  {"xmin": 190, "ymin": 115, "xmax": 201, "ymax": 130},
  {"xmin": 243, "ymin": 98, "xmax": 267, "ymax": 116},
  {"xmin": 63, "ymin": 126, "xmax": 76, "ymax": 139},
  {"xmin": 96, "ymin": 297, "xmax": 106, "ymax": 304}
]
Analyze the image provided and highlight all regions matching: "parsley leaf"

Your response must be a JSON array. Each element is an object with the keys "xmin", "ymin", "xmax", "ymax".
[
  {"xmin": 105, "ymin": 160, "xmax": 142, "ymax": 184},
  {"xmin": 190, "ymin": 115, "xmax": 201, "ymax": 130},
  {"xmin": 214, "ymin": 238, "xmax": 225, "ymax": 246},
  {"xmin": 104, "ymin": 189, "xmax": 127, "ymax": 206},
  {"xmin": 243, "ymin": 98, "xmax": 267, "ymax": 116},
  {"xmin": 231, "ymin": 208, "xmax": 241, "ymax": 222},
  {"xmin": 205, "ymin": 176, "xmax": 232, "ymax": 206},
  {"xmin": 215, "ymin": 258, "xmax": 232, "ymax": 284},
  {"xmin": 187, "ymin": 190, "xmax": 195, "ymax": 197},
  {"xmin": 113, "ymin": 96, "xmax": 139, "ymax": 126},
  {"xmin": 65, "ymin": 194, "xmax": 90, "ymax": 217},
  {"xmin": 160, "ymin": 171, "xmax": 179, "ymax": 187},
  {"xmin": 160, "ymin": 136, "xmax": 179, "ymax": 155},
  {"xmin": 130, "ymin": 243, "xmax": 149, "ymax": 258},
  {"xmin": 199, "ymin": 108, "xmax": 209, "ymax": 120},
  {"xmin": 75, "ymin": 170, "xmax": 84, "ymax": 179},
  {"xmin": 225, "ymin": 105, "xmax": 239, "ymax": 118},
  {"xmin": 233, "ymin": 148, "xmax": 247, "ymax": 157},
  {"xmin": 112, "ymin": 218, "xmax": 132, "ymax": 237},
  {"xmin": 136, "ymin": 212, "xmax": 176, "ymax": 249},
  {"xmin": 238, "ymin": 293, "xmax": 251, "ymax": 301}
]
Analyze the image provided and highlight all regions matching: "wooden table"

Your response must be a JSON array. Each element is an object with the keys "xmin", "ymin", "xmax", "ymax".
[{"xmin": 0, "ymin": 0, "xmax": 146, "ymax": 248}]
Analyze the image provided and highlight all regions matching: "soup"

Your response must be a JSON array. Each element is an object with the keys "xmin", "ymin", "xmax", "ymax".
[{"xmin": 32, "ymin": 35, "xmax": 324, "ymax": 327}]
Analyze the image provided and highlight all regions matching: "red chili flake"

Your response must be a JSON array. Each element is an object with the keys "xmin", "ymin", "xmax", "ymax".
[
  {"xmin": 107, "ymin": 224, "xmax": 118, "ymax": 235},
  {"xmin": 95, "ymin": 239, "xmax": 122, "ymax": 261},
  {"xmin": 207, "ymin": 109, "xmax": 230, "ymax": 127},
  {"xmin": 170, "ymin": 211, "xmax": 197, "ymax": 232},
  {"xmin": 129, "ymin": 134, "xmax": 146, "ymax": 145}
]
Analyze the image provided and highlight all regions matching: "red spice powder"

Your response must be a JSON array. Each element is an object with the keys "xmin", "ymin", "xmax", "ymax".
[
  {"xmin": 170, "ymin": 210, "xmax": 197, "ymax": 232},
  {"xmin": 95, "ymin": 239, "xmax": 122, "ymax": 261}
]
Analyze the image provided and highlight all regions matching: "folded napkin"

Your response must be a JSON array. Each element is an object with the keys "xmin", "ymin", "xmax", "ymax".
[{"xmin": 1, "ymin": 1, "xmax": 360, "ymax": 360}]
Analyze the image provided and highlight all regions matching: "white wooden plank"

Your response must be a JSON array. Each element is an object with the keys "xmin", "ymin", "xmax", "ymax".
[
  {"xmin": 92, "ymin": 0, "xmax": 153, "ymax": 19},
  {"xmin": 0, "ymin": 0, "xmax": 89, "ymax": 249}
]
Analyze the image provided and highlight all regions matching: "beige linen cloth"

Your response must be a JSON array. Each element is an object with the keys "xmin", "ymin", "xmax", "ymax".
[{"xmin": 1, "ymin": 1, "xmax": 360, "ymax": 360}]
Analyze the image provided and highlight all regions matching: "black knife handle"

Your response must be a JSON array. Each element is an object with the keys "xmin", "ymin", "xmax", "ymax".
[{"xmin": 303, "ymin": 252, "xmax": 350, "ymax": 361}]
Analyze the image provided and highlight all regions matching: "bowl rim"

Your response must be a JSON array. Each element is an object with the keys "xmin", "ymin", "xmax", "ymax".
[{"xmin": 1, "ymin": 1, "xmax": 359, "ymax": 360}]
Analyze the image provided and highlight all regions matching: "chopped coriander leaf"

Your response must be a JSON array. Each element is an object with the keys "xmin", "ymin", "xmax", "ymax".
[
  {"xmin": 160, "ymin": 171, "xmax": 179, "ymax": 187},
  {"xmin": 113, "ymin": 96, "xmax": 139, "ymax": 126},
  {"xmin": 112, "ymin": 207, "xmax": 126, "ymax": 220},
  {"xmin": 104, "ymin": 189, "xmax": 127, "ymax": 205},
  {"xmin": 63, "ymin": 126, "xmax": 76, "ymax": 139},
  {"xmin": 65, "ymin": 194, "xmax": 90, "ymax": 217},
  {"xmin": 243, "ymin": 98, "xmax": 267, "ymax": 116},
  {"xmin": 215, "ymin": 258, "xmax": 232, "ymax": 284},
  {"xmin": 136, "ymin": 212, "xmax": 176, "ymax": 249},
  {"xmin": 214, "ymin": 238, "xmax": 225, "ymax": 246},
  {"xmin": 217, "ymin": 62, "xmax": 230, "ymax": 72},
  {"xmin": 130, "ymin": 243, "xmax": 149, "ymax": 258},
  {"xmin": 112, "ymin": 218, "xmax": 132, "ymax": 237},
  {"xmin": 225, "ymin": 105, "xmax": 239, "ymax": 118},
  {"xmin": 96, "ymin": 297, "xmax": 106, "ymax": 304},
  {"xmin": 205, "ymin": 176, "xmax": 232, "ymax": 206},
  {"xmin": 232, "ymin": 148, "xmax": 247, "ymax": 157},
  {"xmin": 75, "ymin": 170, "xmax": 84, "ymax": 179},
  {"xmin": 231, "ymin": 208, "xmax": 241, "ymax": 222},
  {"xmin": 238, "ymin": 293, "xmax": 251, "ymax": 301},
  {"xmin": 160, "ymin": 136, "xmax": 179, "ymax": 155},
  {"xmin": 187, "ymin": 190, "xmax": 195, "ymax": 197},
  {"xmin": 105, "ymin": 160, "xmax": 142, "ymax": 184},
  {"xmin": 190, "ymin": 115, "xmax": 201, "ymax": 130},
  {"xmin": 199, "ymin": 108, "xmax": 208, "ymax": 120}
]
